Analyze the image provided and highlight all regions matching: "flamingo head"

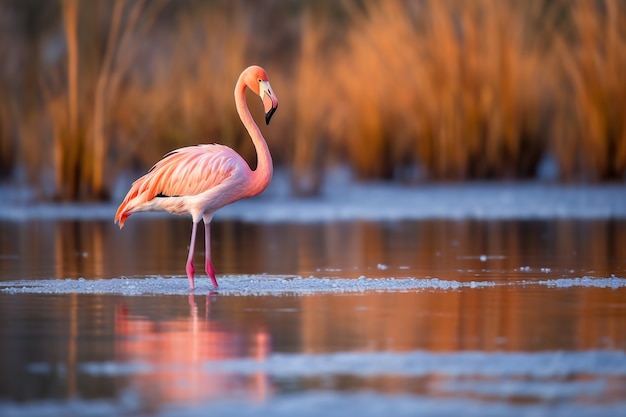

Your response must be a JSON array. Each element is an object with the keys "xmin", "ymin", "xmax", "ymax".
[{"xmin": 244, "ymin": 65, "xmax": 279, "ymax": 125}]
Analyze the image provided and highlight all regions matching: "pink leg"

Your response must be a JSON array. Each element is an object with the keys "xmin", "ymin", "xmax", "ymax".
[
  {"xmin": 204, "ymin": 219, "xmax": 218, "ymax": 288},
  {"xmin": 186, "ymin": 221, "xmax": 199, "ymax": 291}
]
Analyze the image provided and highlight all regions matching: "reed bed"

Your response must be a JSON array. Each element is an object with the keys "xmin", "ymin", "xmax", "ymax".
[
  {"xmin": 327, "ymin": 0, "xmax": 550, "ymax": 180},
  {"xmin": 0, "ymin": 0, "xmax": 624, "ymax": 201},
  {"xmin": 553, "ymin": 0, "xmax": 626, "ymax": 180}
]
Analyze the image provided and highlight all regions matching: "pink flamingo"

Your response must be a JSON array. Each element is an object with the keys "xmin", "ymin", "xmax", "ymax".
[{"xmin": 114, "ymin": 65, "xmax": 278, "ymax": 290}]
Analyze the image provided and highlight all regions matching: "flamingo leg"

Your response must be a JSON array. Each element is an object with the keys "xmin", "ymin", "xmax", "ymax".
[
  {"xmin": 186, "ymin": 221, "xmax": 199, "ymax": 291},
  {"xmin": 204, "ymin": 218, "xmax": 218, "ymax": 288}
]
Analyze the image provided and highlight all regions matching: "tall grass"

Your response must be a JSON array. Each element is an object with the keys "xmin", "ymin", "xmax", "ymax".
[
  {"xmin": 323, "ymin": 0, "xmax": 551, "ymax": 181},
  {"xmin": 40, "ymin": 0, "xmax": 156, "ymax": 200},
  {"xmin": 553, "ymin": 0, "xmax": 626, "ymax": 180},
  {"xmin": 0, "ymin": 0, "xmax": 624, "ymax": 201}
]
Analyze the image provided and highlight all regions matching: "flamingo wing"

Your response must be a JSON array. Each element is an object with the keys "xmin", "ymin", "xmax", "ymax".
[{"xmin": 115, "ymin": 144, "xmax": 241, "ymax": 227}]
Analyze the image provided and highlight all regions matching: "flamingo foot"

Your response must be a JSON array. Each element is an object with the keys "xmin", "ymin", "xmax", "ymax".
[
  {"xmin": 186, "ymin": 261, "xmax": 195, "ymax": 291},
  {"xmin": 206, "ymin": 259, "xmax": 218, "ymax": 289}
]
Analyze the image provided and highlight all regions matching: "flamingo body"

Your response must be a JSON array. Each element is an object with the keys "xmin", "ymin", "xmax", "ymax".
[
  {"xmin": 116, "ymin": 144, "xmax": 251, "ymax": 223},
  {"xmin": 114, "ymin": 66, "xmax": 278, "ymax": 290}
]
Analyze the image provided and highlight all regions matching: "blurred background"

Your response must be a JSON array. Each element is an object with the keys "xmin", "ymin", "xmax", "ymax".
[{"xmin": 0, "ymin": 0, "xmax": 624, "ymax": 202}]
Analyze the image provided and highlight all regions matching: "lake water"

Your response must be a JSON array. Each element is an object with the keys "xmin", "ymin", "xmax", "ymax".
[{"xmin": 1, "ymin": 215, "xmax": 626, "ymax": 416}]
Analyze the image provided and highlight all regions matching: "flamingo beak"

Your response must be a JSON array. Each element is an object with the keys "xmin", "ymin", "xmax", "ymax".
[{"xmin": 260, "ymin": 81, "xmax": 278, "ymax": 125}]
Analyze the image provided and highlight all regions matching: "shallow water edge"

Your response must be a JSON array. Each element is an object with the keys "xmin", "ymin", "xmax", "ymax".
[{"xmin": 2, "ymin": 275, "xmax": 626, "ymax": 296}]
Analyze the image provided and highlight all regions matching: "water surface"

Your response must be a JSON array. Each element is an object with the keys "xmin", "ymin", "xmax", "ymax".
[{"xmin": 1, "ymin": 218, "xmax": 625, "ymax": 416}]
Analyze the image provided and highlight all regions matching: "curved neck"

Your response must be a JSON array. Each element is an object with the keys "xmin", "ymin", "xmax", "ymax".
[{"xmin": 235, "ymin": 75, "xmax": 273, "ymax": 197}]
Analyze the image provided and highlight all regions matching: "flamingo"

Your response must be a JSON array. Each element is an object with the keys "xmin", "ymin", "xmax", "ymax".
[{"xmin": 114, "ymin": 65, "xmax": 278, "ymax": 290}]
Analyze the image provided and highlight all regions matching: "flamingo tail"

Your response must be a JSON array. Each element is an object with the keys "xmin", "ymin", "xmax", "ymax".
[
  {"xmin": 115, "ymin": 210, "xmax": 131, "ymax": 229},
  {"xmin": 114, "ymin": 181, "xmax": 143, "ymax": 229}
]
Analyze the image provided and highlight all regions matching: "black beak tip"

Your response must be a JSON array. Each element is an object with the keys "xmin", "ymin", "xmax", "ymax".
[{"xmin": 265, "ymin": 105, "xmax": 277, "ymax": 125}]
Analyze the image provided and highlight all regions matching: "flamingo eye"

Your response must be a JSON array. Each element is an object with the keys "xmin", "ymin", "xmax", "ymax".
[{"xmin": 257, "ymin": 78, "xmax": 263, "ymax": 83}]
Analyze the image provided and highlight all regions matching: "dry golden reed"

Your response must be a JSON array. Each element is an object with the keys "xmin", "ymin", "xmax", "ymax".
[
  {"xmin": 323, "ymin": 0, "xmax": 551, "ymax": 181},
  {"xmin": 0, "ymin": 0, "xmax": 623, "ymax": 201},
  {"xmin": 553, "ymin": 0, "xmax": 626, "ymax": 180}
]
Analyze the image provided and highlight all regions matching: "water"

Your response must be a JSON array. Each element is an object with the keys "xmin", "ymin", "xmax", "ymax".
[{"xmin": 1, "ymin": 217, "xmax": 626, "ymax": 416}]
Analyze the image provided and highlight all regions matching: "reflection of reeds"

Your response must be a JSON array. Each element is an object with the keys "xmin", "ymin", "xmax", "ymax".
[
  {"xmin": 3, "ymin": 218, "xmax": 626, "ymax": 354},
  {"xmin": 0, "ymin": 0, "xmax": 624, "ymax": 201}
]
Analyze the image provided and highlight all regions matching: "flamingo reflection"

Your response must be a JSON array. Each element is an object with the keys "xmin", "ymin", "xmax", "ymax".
[{"xmin": 114, "ymin": 293, "xmax": 272, "ymax": 406}]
